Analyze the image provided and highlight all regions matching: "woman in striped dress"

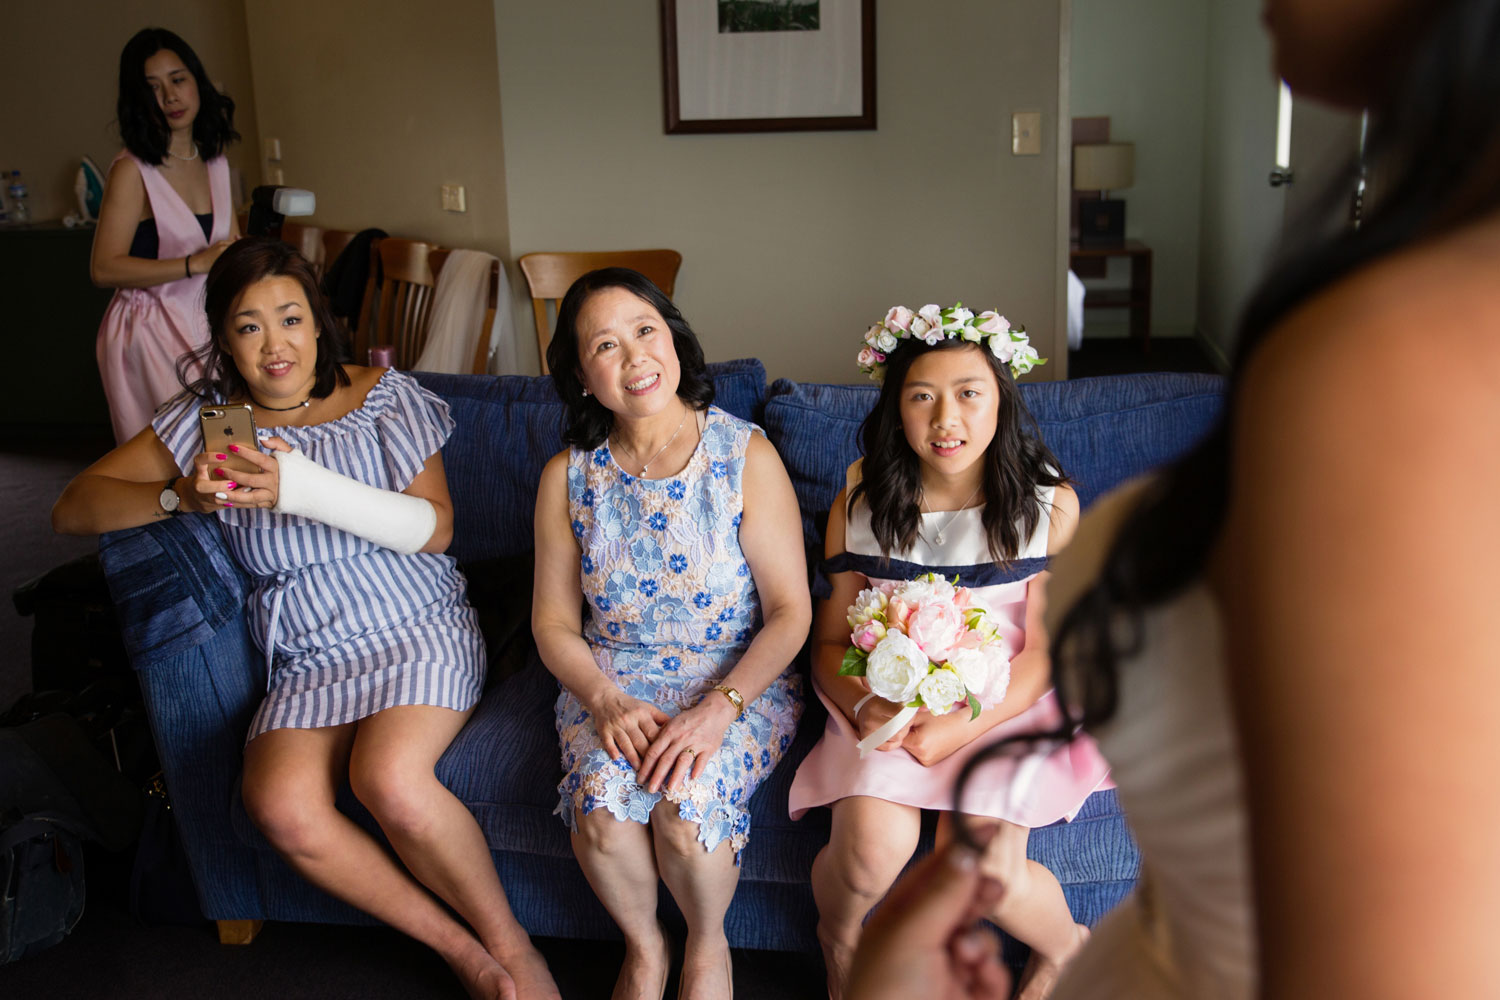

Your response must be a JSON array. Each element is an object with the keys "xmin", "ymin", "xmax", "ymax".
[{"xmin": 53, "ymin": 238, "xmax": 559, "ymax": 1000}]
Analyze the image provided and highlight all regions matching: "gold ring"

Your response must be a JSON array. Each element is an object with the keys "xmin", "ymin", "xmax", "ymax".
[{"xmin": 680, "ymin": 747, "xmax": 698, "ymax": 758}]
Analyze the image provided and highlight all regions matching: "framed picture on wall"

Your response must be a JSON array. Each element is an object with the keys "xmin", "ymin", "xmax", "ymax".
[{"xmin": 661, "ymin": 0, "xmax": 876, "ymax": 134}]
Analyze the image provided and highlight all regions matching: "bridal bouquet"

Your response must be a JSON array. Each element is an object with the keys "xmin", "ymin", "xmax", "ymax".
[{"xmin": 839, "ymin": 573, "xmax": 1010, "ymax": 756}]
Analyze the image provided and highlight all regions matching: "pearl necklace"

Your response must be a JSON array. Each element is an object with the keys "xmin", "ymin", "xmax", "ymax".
[
  {"xmin": 613, "ymin": 406, "xmax": 689, "ymax": 477},
  {"xmin": 166, "ymin": 144, "xmax": 200, "ymax": 162},
  {"xmin": 921, "ymin": 481, "xmax": 983, "ymax": 545}
]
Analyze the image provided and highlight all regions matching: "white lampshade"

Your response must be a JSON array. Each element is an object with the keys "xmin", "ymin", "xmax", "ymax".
[{"xmin": 1073, "ymin": 143, "xmax": 1135, "ymax": 192}]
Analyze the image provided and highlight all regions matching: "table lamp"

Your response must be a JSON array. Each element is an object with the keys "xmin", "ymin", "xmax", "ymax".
[{"xmin": 1073, "ymin": 142, "xmax": 1135, "ymax": 247}]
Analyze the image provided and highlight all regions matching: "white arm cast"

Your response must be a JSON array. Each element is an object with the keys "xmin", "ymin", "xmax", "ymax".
[{"xmin": 271, "ymin": 447, "xmax": 437, "ymax": 555}]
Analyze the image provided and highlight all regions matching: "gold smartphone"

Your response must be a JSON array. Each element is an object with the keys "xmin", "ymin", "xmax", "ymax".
[{"xmin": 199, "ymin": 404, "xmax": 261, "ymax": 476}]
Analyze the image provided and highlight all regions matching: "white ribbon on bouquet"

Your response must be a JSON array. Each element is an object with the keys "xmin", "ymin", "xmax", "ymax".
[{"xmin": 852, "ymin": 693, "xmax": 920, "ymax": 758}]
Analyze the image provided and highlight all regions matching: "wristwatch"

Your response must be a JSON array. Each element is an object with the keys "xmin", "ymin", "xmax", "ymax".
[
  {"xmin": 712, "ymin": 684, "xmax": 745, "ymax": 718},
  {"xmin": 159, "ymin": 478, "xmax": 184, "ymax": 516}
]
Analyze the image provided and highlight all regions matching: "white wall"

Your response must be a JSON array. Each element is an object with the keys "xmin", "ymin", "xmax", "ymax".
[
  {"xmin": 1196, "ymin": 0, "xmax": 1283, "ymax": 363},
  {"xmin": 1070, "ymin": 0, "xmax": 1208, "ymax": 340},
  {"xmin": 494, "ymin": 0, "xmax": 1069, "ymax": 383}
]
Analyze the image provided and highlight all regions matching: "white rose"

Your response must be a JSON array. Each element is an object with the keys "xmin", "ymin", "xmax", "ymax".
[
  {"xmin": 917, "ymin": 667, "xmax": 969, "ymax": 715},
  {"xmin": 1010, "ymin": 343, "xmax": 1041, "ymax": 376},
  {"xmin": 988, "ymin": 334, "xmax": 1016, "ymax": 363},
  {"xmin": 909, "ymin": 315, "xmax": 933, "ymax": 340},
  {"xmin": 946, "ymin": 647, "xmax": 991, "ymax": 695},
  {"xmin": 943, "ymin": 306, "xmax": 974, "ymax": 330},
  {"xmin": 918, "ymin": 304, "xmax": 943, "ymax": 325},
  {"xmin": 983, "ymin": 644, "xmax": 1011, "ymax": 703},
  {"xmin": 865, "ymin": 631, "xmax": 930, "ymax": 704},
  {"xmin": 846, "ymin": 587, "xmax": 890, "ymax": 628},
  {"xmin": 876, "ymin": 329, "xmax": 899, "ymax": 353},
  {"xmin": 864, "ymin": 323, "xmax": 885, "ymax": 348},
  {"xmin": 959, "ymin": 322, "xmax": 983, "ymax": 343}
]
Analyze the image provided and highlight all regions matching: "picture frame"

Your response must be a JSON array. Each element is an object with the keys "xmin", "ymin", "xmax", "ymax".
[{"xmin": 661, "ymin": 0, "xmax": 876, "ymax": 134}]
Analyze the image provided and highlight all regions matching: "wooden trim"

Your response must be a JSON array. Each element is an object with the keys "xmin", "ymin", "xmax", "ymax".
[{"xmin": 217, "ymin": 919, "xmax": 263, "ymax": 945}]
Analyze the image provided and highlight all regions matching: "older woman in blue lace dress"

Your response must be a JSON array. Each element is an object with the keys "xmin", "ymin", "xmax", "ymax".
[{"xmin": 532, "ymin": 268, "xmax": 809, "ymax": 1000}]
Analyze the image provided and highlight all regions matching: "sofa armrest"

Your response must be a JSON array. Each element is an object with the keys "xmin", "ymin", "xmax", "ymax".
[{"xmin": 99, "ymin": 515, "xmax": 267, "ymax": 918}]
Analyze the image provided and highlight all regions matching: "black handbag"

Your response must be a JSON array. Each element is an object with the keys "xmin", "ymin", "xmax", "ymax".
[{"xmin": 128, "ymin": 772, "xmax": 205, "ymax": 926}]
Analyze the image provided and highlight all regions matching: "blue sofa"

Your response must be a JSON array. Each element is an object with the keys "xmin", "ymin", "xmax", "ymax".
[{"xmin": 97, "ymin": 360, "xmax": 1224, "ymax": 955}]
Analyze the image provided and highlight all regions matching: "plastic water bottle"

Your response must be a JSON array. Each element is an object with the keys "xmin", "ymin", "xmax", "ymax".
[{"xmin": 7, "ymin": 171, "xmax": 30, "ymax": 224}]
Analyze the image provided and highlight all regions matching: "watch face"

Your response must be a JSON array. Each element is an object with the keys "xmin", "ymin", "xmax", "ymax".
[{"xmin": 160, "ymin": 486, "xmax": 180, "ymax": 513}]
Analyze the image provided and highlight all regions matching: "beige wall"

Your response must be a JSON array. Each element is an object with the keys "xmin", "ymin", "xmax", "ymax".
[
  {"xmin": 1071, "ymin": 0, "xmax": 1208, "ymax": 341},
  {"xmin": 495, "ymin": 0, "xmax": 1069, "ymax": 383},
  {"xmin": 7, "ymin": 1, "xmax": 261, "ymax": 221},
  {"xmin": 243, "ymin": 0, "xmax": 509, "ymax": 259}
]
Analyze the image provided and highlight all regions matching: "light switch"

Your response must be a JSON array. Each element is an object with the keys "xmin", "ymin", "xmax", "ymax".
[
  {"xmin": 1011, "ymin": 112, "xmax": 1042, "ymax": 156},
  {"xmin": 441, "ymin": 184, "xmax": 467, "ymax": 213},
  {"xmin": 266, "ymin": 137, "xmax": 282, "ymax": 161},
  {"xmin": 267, "ymin": 166, "xmax": 285, "ymax": 185}
]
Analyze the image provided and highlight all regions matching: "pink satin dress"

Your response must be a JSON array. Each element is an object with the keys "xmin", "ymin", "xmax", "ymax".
[
  {"xmin": 788, "ymin": 468, "xmax": 1111, "ymax": 827},
  {"xmin": 95, "ymin": 150, "xmax": 231, "ymax": 443}
]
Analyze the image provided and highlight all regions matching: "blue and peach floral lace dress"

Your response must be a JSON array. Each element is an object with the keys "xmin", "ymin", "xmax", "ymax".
[{"xmin": 554, "ymin": 406, "xmax": 803, "ymax": 862}]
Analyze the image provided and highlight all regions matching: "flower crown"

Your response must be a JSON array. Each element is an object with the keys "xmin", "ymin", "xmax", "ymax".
[{"xmin": 856, "ymin": 303, "xmax": 1044, "ymax": 383}]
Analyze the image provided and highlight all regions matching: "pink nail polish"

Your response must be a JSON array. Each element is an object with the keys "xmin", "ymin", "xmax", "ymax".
[
  {"xmin": 225, "ymin": 481, "xmax": 237, "ymax": 490},
  {"xmin": 229, "ymin": 444, "xmax": 240, "ymax": 453},
  {"xmin": 215, "ymin": 453, "xmax": 226, "ymax": 461},
  {"xmin": 215, "ymin": 467, "xmax": 226, "ymax": 478},
  {"xmin": 225, "ymin": 502, "xmax": 234, "ymax": 507}
]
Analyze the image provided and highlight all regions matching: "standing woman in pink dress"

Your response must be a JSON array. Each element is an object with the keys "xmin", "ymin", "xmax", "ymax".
[{"xmin": 92, "ymin": 27, "xmax": 238, "ymax": 444}]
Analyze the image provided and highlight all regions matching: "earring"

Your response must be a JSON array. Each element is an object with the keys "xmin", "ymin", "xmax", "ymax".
[{"xmin": 581, "ymin": 388, "xmax": 591, "ymax": 397}]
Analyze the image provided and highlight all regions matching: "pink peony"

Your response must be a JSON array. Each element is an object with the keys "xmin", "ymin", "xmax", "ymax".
[
  {"xmin": 851, "ymin": 620, "xmax": 887, "ymax": 652},
  {"xmin": 904, "ymin": 597, "xmax": 966, "ymax": 663}
]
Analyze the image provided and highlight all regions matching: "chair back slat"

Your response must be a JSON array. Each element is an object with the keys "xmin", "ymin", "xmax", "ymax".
[
  {"xmin": 517, "ymin": 250, "xmax": 682, "ymax": 374},
  {"xmin": 279, "ymin": 222, "xmax": 324, "ymax": 275}
]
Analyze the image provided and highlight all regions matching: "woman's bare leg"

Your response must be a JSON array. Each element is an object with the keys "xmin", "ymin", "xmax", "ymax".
[
  {"xmin": 810, "ymin": 797, "xmax": 923, "ymax": 1000},
  {"xmin": 651, "ymin": 807, "xmax": 739, "ymax": 1000},
  {"xmin": 570, "ymin": 805, "xmax": 673, "ymax": 1000},
  {"xmin": 242, "ymin": 725, "xmax": 515, "ymax": 1000},
  {"xmin": 349, "ymin": 705, "xmax": 560, "ymax": 999}
]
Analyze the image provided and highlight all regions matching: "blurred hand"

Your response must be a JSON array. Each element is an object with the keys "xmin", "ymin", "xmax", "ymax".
[
  {"xmin": 189, "ymin": 238, "xmax": 236, "ymax": 276},
  {"xmin": 846, "ymin": 840, "xmax": 1011, "ymax": 1000}
]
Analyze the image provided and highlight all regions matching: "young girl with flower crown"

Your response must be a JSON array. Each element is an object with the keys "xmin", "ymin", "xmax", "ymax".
[{"xmin": 788, "ymin": 304, "xmax": 1111, "ymax": 1000}]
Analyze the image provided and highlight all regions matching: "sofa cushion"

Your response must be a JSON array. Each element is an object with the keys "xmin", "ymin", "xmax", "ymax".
[
  {"xmin": 761, "ymin": 372, "xmax": 1226, "ymax": 546},
  {"xmin": 414, "ymin": 359, "xmax": 768, "ymax": 564}
]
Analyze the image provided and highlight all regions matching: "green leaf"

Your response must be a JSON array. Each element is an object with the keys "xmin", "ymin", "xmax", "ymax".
[
  {"xmin": 967, "ymin": 692, "xmax": 982, "ymax": 721},
  {"xmin": 838, "ymin": 646, "xmax": 868, "ymax": 676}
]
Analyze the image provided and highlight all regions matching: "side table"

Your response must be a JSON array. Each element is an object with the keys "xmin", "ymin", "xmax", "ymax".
[{"xmin": 1068, "ymin": 239, "xmax": 1153, "ymax": 352}]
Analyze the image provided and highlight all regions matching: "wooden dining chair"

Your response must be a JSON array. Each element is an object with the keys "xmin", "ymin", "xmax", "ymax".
[
  {"xmin": 279, "ymin": 221, "xmax": 324, "ymax": 275},
  {"xmin": 322, "ymin": 228, "xmax": 357, "ymax": 273},
  {"xmin": 429, "ymin": 249, "xmax": 502, "ymax": 375},
  {"xmin": 359, "ymin": 238, "xmax": 441, "ymax": 369},
  {"xmin": 517, "ymin": 250, "xmax": 683, "ymax": 374}
]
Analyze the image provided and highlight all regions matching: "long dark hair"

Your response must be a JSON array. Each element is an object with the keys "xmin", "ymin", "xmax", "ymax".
[
  {"xmin": 547, "ymin": 267, "xmax": 715, "ymax": 451},
  {"xmin": 117, "ymin": 27, "xmax": 239, "ymax": 165},
  {"xmin": 850, "ymin": 337, "xmax": 1067, "ymax": 565},
  {"xmin": 964, "ymin": 0, "xmax": 1500, "ymax": 786},
  {"xmin": 179, "ymin": 237, "xmax": 351, "ymax": 402}
]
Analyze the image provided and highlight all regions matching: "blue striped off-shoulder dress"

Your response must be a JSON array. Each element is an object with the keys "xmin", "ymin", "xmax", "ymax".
[{"xmin": 152, "ymin": 369, "xmax": 485, "ymax": 742}]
